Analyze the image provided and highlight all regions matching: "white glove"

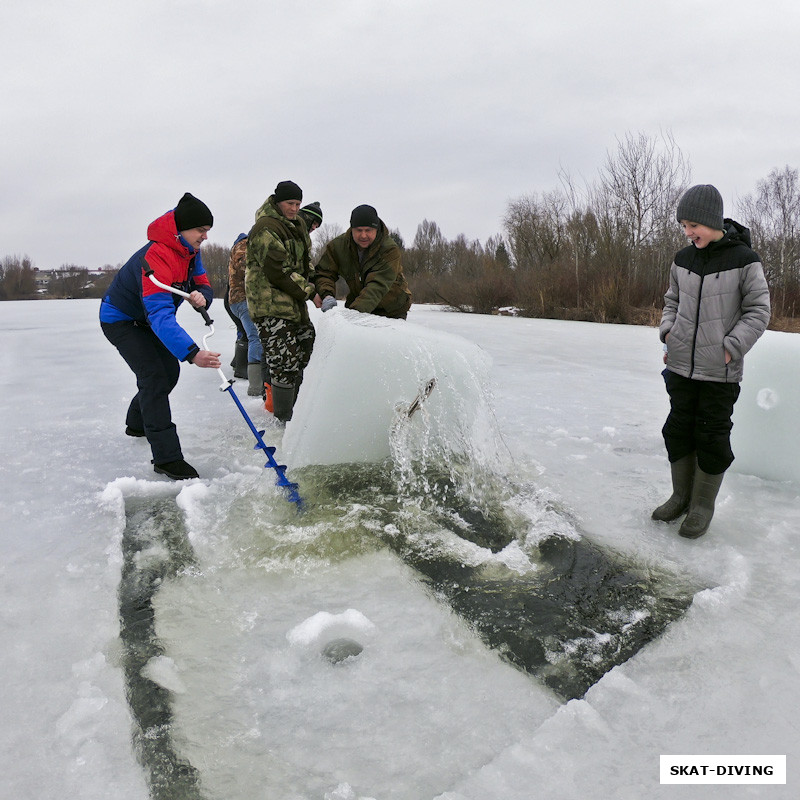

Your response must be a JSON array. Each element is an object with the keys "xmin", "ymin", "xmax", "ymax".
[{"xmin": 321, "ymin": 296, "xmax": 338, "ymax": 312}]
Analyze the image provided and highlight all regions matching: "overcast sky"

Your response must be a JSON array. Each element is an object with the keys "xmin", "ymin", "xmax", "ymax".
[{"xmin": 3, "ymin": 0, "xmax": 799, "ymax": 269}]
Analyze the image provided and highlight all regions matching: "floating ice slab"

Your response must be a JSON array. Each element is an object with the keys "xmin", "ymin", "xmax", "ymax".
[{"xmin": 155, "ymin": 547, "xmax": 557, "ymax": 799}]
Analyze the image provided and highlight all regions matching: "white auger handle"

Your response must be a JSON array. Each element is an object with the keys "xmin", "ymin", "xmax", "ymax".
[{"xmin": 145, "ymin": 271, "xmax": 230, "ymax": 387}]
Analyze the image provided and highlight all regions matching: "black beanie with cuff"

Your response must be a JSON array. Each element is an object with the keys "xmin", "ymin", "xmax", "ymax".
[
  {"xmin": 274, "ymin": 181, "xmax": 303, "ymax": 203},
  {"xmin": 173, "ymin": 193, "xmax": 213, "ymax": 231},
  {"xmin": 350, "ymin": 204, "xmax": 380, "ymax": 229}
]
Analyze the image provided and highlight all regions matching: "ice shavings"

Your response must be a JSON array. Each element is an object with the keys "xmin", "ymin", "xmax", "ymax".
[{"xmin": 140, "ymin": 655, "xmax": 187, "ymax": 694}]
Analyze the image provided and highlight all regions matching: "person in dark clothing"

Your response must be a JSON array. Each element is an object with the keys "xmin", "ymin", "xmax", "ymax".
[
  {"xmin": 652, "ymin": 184, "xmax": 770, "ymax": 538},
  {"xmin": 298, "ymin": 201, "xmax": 323, "ymax": 233},
  {"xmin": 226, "ymin": 233, "xmax": 264, "ymax": 396},
  {"xmin": 314, "ymin": 204, "xmax": 412, "ymax": 319},
  {"xmin": 99, "ymin": 193, "xmax": 221, "ymax": 480},
  {"xmin": 224, "ymin": 283, "xmax": 249, "ymax": 380}
]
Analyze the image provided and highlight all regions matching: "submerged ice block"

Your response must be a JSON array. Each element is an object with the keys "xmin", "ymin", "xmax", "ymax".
[
  {"xmin": 282, "ymin": 307, "xmax": 493, "ymax": 468},
  {"xmin": 731, "ymin": 330, "xmax": 800, "ymax": 482}
]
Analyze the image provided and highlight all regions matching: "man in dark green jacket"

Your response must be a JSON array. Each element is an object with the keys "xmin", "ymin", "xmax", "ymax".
[
  {"xmin": 245, "ymin": 180, "xmax": 316, "ymax": 422},
  {"xmin": 314, "ymin": 204, "xmax": 412, "ymax": 319}
]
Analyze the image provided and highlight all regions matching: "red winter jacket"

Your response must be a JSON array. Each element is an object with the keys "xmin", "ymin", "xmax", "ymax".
[{"xmin": 100, "ymin": 210, "xmax": 213, "ymax": 361}]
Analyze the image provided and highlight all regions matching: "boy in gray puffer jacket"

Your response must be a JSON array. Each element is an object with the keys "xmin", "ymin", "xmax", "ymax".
[{"xmin": 652, "ymin": 184, "xmax": 770, "ymax": 538}]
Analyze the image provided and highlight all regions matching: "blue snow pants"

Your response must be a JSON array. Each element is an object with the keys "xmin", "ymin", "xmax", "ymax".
[{"xmin": 101, "ymin": 320, "xmax": 183, "ymax": 464}]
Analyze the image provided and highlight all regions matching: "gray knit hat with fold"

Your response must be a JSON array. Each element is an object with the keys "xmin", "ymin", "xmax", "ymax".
[{"xmin": 676, "ymin": 184, "xmax": 724, "ymax": 230}]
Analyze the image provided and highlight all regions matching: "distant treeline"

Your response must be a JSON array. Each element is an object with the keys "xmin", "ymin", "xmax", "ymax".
[
  {"xmin": 4, "ymin": 132, "xmax": 799, "ymax": 328},
  {"xmin": 0, "ymin": 259, "xmax": 118, "ymax": 301}
]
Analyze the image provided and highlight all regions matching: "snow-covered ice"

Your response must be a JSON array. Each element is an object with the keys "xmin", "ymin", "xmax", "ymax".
[{"xmin": 1, "ymin": 299, "xmax": 798, "ymax": 799}]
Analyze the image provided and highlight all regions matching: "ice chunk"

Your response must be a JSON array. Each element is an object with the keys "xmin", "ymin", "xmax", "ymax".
[
  {"xmin": 140, "ymin": 655, "xmax": 187, "ymax": 694},
  {"xmin": 731, "ymin": 331, "xmax": 800, "ymax": 481},
  {"xmin": 286, "ymin": 608, "xmax": 376, "ymax": 647},
  {"xmin": 324, "ymin": 783, "xmax": 377, "ymax": 800},
  {"xmin": 283, "ymin": 308, "xmax": 494, "ymax": 468},
  {"xmin": 55, "ymin": 683, "xmax": 110, "ymax": 748}
]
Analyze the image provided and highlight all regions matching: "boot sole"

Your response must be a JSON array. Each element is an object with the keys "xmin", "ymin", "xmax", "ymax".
[
  {"xmin": 154, "ymin": 465, "xmax": 199, "ymax": 480},
  {"xmin": 679, "ymin": 525, "xmax": 709, "ymax": 539},
  {"xmin": 651, "ymin": 501, "xmax": 690, "ymax": 522}
]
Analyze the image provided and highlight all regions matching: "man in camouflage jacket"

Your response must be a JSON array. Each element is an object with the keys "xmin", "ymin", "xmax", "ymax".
[
  {"xmin": 245, "ymin": 180, "xmax": 316, "ymax": 422},
  {"xmin": 315, "ymin": 204, "xmax": 412, "ymax": 319}
]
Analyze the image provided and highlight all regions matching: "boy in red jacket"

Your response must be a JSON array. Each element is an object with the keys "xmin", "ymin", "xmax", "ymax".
[{"xmin": 100, "ymin": 193, "xmax": 221, "ymax": 480}]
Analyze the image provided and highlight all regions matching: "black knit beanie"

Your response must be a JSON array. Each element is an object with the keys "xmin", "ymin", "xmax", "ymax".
[
  {"xmin": 274, "ymin": 180, "xmax": 303, "ymax": 203},
  {"xmin": 676, "ymin": 184, "xmax": 724, "ymax": 230},
  {"xmin": 299, "ymin": 201, "xmax": 323, "ymax": 226},
  {"xmin": 173, "ymin": 193, "xmax": 213, "ymax": 231},
  {"xmin": 350, "ymin": 204, "xmax": 380, "ymax": 229}
]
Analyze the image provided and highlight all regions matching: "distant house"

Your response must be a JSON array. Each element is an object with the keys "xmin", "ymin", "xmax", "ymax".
[
  {"xmin": 31, "ymin": 266, "xmax": 114, "ymax": 298},
  {"xmin": 33, "ymin": 268, "xmax": 56, "ymax": 294}
]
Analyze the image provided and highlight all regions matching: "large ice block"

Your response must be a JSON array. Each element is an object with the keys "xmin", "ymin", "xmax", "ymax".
[{"xmin": 283, "ymin": 307, "xmax": 494, "ymax": 468}]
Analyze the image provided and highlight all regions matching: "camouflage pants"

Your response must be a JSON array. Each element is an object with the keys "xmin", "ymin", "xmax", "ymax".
[{"xmin": 254, "ymin": 316, "xmax": 315, "ymax": 388}]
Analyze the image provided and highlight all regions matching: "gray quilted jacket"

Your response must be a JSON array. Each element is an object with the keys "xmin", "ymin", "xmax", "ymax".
[{"xmin": 660, "ymin": 220, "xmax": 770, "ymax": 383}]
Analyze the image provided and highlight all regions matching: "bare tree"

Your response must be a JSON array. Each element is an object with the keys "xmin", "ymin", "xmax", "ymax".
[
  {"xmin": 737, "ymin": 165, "xmax": 800, "ymax": 316},
  {"xmin": 445, "ymin": 234, "xmax": 481, "ymax": 280},
  {"xmin": 556, "ymin": 170, "xmax": 603, "ymax": 310},
  {"xmin": 411, "ymin": 219, "xmax": 448, "ymax": 275},
  {"xmin": 0, "ymin": 255, "xmax": 37, "ymax": 300},
  {"xmin": 593, "ymin": 130, "xmax": 690, "ymax": 303},
  {"xmin": 199, "ymin": 242, "xmax": 231, "ymax": 296},
  {"xmin": 310, "ymin": 223, "xmax": 343, "ymax": 264},
  {"xmin": 503, "ymin": 190, "xmax": 568, "ymax": 271}
]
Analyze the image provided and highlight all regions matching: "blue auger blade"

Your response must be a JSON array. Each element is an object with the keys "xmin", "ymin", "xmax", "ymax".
[
  {"xmin": 273, "ymin": 472, "xmax": 294, "ymax": 487},
  {"xmin": 222, "ymin": 384, "xmax": 305, "ymax": 510},
  {"xmin": 283, "ymin": 483, "xmax": 304, "ymax": 510}
]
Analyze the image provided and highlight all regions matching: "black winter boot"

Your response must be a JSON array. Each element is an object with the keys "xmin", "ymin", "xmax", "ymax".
[
  {"xmin": 271, "ymin": 383, "xmax": 296, "ymax": 424},
  {"xmin": 679, "ymin": 468, "xmax": 725, "ymax": 539},
  {"xmin": 153, "ymin": 459, "xmax": 199, "ymax": 480},
  {"xmin": 652, "ymin": 454, "xmax": 696, "ymax": 522},
  {"xmin": 231, "ymin": 340, "xmax": 248, "ymax": 379}
]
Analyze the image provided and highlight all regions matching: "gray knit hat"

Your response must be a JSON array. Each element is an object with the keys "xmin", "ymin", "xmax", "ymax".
[{"xmin": 676, "ymin": 184, "xmax": 724, "ymax": 230}]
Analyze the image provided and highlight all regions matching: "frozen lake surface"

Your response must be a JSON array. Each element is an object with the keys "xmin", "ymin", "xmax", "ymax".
[{"xmin": 1, "ymin": 299, "xmax": 798, "ymax": 799}]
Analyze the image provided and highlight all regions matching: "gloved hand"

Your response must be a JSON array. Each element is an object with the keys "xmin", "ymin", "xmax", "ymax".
[{"xmin": 321, "ymin": 296, "xmax": 338, "ymax": 312}]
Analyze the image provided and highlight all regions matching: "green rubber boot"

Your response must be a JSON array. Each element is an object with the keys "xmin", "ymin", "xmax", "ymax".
[
  {"xmin": 652, "ymin": 454, "xmax": 695, "ymax": 522},
  {"xmin": 247, "ymin": 363, "xmax": 263, "ymax": 396},
  {"xmin": 679, "ymin": 468, "xmax": 725, "ymax": 539}
]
